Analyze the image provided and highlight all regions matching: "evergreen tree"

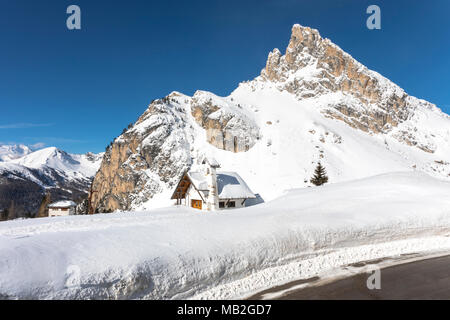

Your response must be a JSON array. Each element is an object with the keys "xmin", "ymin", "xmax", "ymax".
[{"xmin": 310, "ymin": 162, "xmax": 329, "ymax": 186}]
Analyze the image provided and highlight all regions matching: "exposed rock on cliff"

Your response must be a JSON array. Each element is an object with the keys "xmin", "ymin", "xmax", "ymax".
[
  {"xmin": 191, "ymin": 91, "xmax": 259, "ymax": 153},
  {"xmin": 261, "ymin": 24, "xmax": 411, "ymax": 135},
  {"xmin": 91, "ymin": 93, "xmax": 194, "ymax": 212}
]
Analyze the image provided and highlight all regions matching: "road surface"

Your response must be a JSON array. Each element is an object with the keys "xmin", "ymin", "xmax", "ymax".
[{"xmin": 249, "ymin": 254, "xmax": 450, "ymax": 300}]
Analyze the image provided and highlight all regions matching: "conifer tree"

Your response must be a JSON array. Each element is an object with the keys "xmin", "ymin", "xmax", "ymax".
[{"xmin": 310, "ymin": 162, "xmax": 329, "ymax": 186}]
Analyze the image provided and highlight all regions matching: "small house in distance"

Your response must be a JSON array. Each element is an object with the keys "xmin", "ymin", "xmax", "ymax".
[
  {"xmin": 48, "ymin": 200, "xmax": 77, "ymax": 217},
  {"xmin": 171, "ymin": 158, "xmax": 257, "ymax": 211}
]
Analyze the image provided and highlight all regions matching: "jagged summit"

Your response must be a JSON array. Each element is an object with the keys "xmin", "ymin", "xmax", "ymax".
[
  {"xmin": 254, "ymin": 24, "xmax": 429, "ymax": 136},
  {"xmin": 91, "ymin": 24, "xmax": 450, "ymax": 213}
]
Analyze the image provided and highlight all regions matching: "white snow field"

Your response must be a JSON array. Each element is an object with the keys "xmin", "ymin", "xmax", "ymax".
[{"xmin": 1, "ymin": 172, "xmax": 450, "ymax": 300}]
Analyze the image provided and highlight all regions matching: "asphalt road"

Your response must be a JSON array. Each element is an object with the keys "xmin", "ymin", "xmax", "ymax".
[{"xmin": 250, "ymin": 255, "xmax": 450, "ymax": 300}]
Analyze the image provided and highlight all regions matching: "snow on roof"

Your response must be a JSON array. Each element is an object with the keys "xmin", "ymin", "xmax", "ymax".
[
  {"xmin": 217, "ymin": 172, "xmax": 256, "ymax": 199},
  {"xmin": 187, "ymin": 171, "xmax": 208, "ymax": 191},
  {"xmin": 48, "ymin": 200, "xmax": 77, "ymax": 208},
  {"xmin": 187, "ymin": 171, "xmax": 256, "ymax": 199},
  {"xmin": 202, "ymin": 157, "xmax": 220, "ymax": 168}
]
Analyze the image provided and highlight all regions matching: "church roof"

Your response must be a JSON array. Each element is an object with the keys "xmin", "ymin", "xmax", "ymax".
[{"xmin": 171, "ymin": 171, "xmax": 256, "ymax": 200}]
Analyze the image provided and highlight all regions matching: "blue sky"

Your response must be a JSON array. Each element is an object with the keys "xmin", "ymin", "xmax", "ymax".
[{"xmin": 1, "ymin": 0, "xmax": 449, "ymax": 154}]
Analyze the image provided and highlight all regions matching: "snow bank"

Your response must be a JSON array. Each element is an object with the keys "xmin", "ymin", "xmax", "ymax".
[{"xmin": 1, "ymin": 172, "xmax": 450, "ymax": 299}]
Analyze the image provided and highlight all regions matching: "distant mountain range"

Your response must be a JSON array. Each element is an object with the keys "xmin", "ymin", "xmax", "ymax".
[
  {"xmin": 0, "ymin": 144, "xmax": 32, "ymax": 162},
  {"xmin": 0, "ymin": 145, "xmax": 103, "ymax": 218}
]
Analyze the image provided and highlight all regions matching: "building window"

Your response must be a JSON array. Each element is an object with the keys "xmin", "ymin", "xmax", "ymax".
[
  {"xmin": 219, "ymin": 202, "xmax": 225, "ymax": 208},
  {"xmin": 191, "ymin": 199, "xmax": 202, "ymax": 210},
  {"xmin": 227, "ymin": 201, "xmax": 236, "ymax": 208}
]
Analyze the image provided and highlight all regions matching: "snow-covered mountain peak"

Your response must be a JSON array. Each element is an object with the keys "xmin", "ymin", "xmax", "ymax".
[
  {"xmin": 0, "ymin": 146, "xmax": 104, "ymax": 215},
  {"xmin": 4, "ymin": 146, "xmax": 103, "ymax": 183},
  {"xmin": 234, "ymin": 23, "xmax": 449, "ymax": 154},
  {"xmin": 257, "ymin": 23, "xmax": 408, "ymax": 108},
  {"xmin": 90, "ymin": 24, "xmax": 450, "ymax": 213},
  {"xmin": 0, "ymin": 144, "xmax": 32, "ymax": 162},
  {"xmin": 11, "ymin": 147, "xmax": 76, "ymax": 169}
]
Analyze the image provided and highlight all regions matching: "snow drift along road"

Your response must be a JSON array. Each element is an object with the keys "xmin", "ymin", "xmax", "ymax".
[{"xmin": 1, "ymin": 172, "xmax": 450, "ymax": 299}]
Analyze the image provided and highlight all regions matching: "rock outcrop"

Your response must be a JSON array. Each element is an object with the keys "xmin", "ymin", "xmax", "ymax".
[
  {"xmin": 91, "ymin": 93, "xmax": 193, "ymax": 212},
  {"xmin": 261, "ymin": 24, "xmax": 410, "ymax": 134},
  {"xmin": 191, "ymin": 91, "xmax": 259, "ymax": 153}
]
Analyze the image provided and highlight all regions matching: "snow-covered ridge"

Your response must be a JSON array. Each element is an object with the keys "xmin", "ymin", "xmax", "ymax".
[
  {"xmin": 0, "ymin": 144, "xmax": 32, "ymax": 162},
  {"xmin": 0, "ymin": 145, "xmax": 104, "ymax": 214},
  {"xmin": 8, "ymin": 147, "xmax": 102, "ymax": 181},
  {"xmin": 0, "ymin": 146, "xmax": 102, "ymax": 182},
  {"xmin": 1, "ymin": 172, "xmax": 450, "ymax": 299}
]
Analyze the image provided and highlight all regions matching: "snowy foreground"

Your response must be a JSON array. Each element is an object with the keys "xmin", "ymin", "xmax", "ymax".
[{"xmin": 1, "ymin": 172, "xmax": 450, "ymax": 300}]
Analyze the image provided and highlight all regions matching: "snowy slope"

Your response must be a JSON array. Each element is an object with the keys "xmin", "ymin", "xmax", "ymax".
[
  {"xmin": 1, "ymin": 172, "xmax": 450, "ymax": 299},
  {"xmin": 125, "ymin": 87, "xmax": 450, "ymax": 211},
  {"xmin": 226, "ymin": 86, "xmax": 450, "ymax": 199}
]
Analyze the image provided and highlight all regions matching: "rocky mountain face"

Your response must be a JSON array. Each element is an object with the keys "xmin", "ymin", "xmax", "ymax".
[
  {"xmin": 190, "ymin": 92, "xmax": 260, "ymax": 152},
  {"xmin": 91, "ymin": 90, "xmax": 261, "ymax": 212},
  {"xmin": 0, "ymin": 147, "xmax": 103, "ymax": 218},
  {"xmin": 91, "ymin": 24, "xmax": 450, "ymax": 213},
  {"xmin": 91, "ymin": 94, "xmax": 193, "ymax": 211},
  {"xmin": 261, "ymin": 25, "xmax": 438, "ymax": 152}
]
